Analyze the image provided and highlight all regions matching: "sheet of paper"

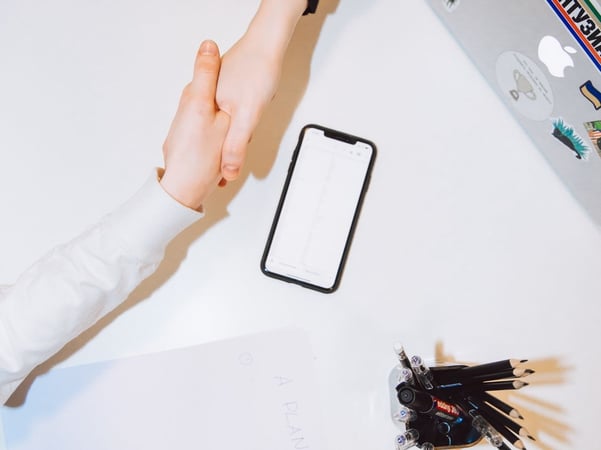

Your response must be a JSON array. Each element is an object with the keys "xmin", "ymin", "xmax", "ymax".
[{"xmin": 1, "ymin": 329, "xmax": 324, "ymax": 450}]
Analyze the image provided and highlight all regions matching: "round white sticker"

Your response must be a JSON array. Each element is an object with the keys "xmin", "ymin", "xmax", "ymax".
[{"xmin": 496, "ymin": 51, "xmax": 554, "ymax": 121}]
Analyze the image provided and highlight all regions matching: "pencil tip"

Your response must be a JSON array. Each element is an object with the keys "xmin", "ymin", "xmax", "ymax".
[
  {"xmin": 520, "ymin": 359, "xmax": 528, "ymax": 363},
  {"xmin": 528, "ymin": 435, "xmax": 536, "ymax": 441}
]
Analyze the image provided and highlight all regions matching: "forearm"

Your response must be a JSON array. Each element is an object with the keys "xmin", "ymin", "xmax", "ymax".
[
  {"xmin": 0, "ymin": 170, "xmax": 202, "ymax": 404},
  {"xmin": 245, "ymin": 0, "xmax": 307, "ymax": 62}
]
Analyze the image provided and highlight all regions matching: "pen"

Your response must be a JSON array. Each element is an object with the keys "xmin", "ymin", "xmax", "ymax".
[
  {"xmin": 455, "ymin": 399, "xmax": 504, "ymax": 448},
  {"xmin": 467, "ymin": 396, "xmax": 535, "ymax": 442},
  {"xmin": 393, "ymin": 406, "xmax": 417, "ymax": 423},
  {"xmin": 411, "ymin": 355, "xmax": 435, "ymax": 390},
  {"xmin": 395, "ymin": 429, "xmax": 419, "ymax": 450},
  {"xmin": 394, "ymin": 343, "xmax": 413, "ymax": 369},
  {"xmin": 400, "ymin": 367, "xmax": 416, "ymax": 386},
  {"xmin": 474, "ymin": 410, "xmax": 526, "ymax": 449},
  {"xmin": 470, "ymin": 412, "xmax": 505, "ymax": 448}
]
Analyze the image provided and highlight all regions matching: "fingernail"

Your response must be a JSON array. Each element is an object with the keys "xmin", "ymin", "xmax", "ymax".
[
  {"xmin": 200, "ymin": 40, "xmax": 217, "ymax": 55},
  {"xmin": 223, "ymin": 165, "xmax": 240, "ymax": 179}
]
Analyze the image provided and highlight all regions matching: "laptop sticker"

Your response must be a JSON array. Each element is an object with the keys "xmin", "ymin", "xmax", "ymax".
[
  {"xmin": 584, "ymin": 120, "xmax": 601, "ymax": 157},
  {"xmin": 538, "ymin": 35, "xmax": 577, "ymax": 77},
  {"xmin": 496, "ymin": 51, "xmax": 554, "ymax": 120},
  {"xmin": 580, "ymin": 79, "xmax": 601, "ymax": 108},
  {"xmin": 546, "ymin": 0, "xmax": 601, "ymax": 71},
  {"xmin": 442, "ymin": 0, "xmax": 460, "ymax": 12},
  {"xmin": 551, "ymin": 117, "xmax": 590, "ymax": 159}
]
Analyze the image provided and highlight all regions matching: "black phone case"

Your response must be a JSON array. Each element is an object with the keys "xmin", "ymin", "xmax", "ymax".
[{"xmin": 260, "ymin": 124, "xmax": 377, "ymax": 293}]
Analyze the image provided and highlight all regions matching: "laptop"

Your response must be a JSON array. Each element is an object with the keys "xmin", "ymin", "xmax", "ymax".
[{"xmin": 426, "ymin": 0, "xmax": 601, "ymax": 226}]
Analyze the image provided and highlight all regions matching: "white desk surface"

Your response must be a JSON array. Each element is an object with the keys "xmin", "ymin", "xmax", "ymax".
[{"xmin": 1, "ymin": 0, "xmax": 600, "ymax": 448}]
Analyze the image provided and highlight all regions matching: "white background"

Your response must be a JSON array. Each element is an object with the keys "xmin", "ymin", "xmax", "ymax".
[{"xmin": 1, "ymin": 0, "xmax": 600, "ymax": 448}]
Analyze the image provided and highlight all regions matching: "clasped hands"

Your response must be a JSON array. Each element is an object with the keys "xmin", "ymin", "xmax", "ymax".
[{"xmin": 160, "ymin": 38, "xmax": 280, "ymax": 210}]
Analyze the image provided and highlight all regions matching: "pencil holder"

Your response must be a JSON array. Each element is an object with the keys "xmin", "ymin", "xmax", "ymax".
[{"xmin": 388, "ymin": 345, "xmax": 535, "ymax": 450}]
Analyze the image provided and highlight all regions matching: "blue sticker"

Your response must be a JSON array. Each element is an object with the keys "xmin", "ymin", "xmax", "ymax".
[
  {"xmin": 552, "ymin": 118, "xmax": 590, "ymax": 159},
  {"xmin": 580, "ymin": 80, "xmax": 601, "ymax": 109}
]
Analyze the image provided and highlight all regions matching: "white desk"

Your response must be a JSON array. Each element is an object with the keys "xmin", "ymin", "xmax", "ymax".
[{"xmin": 2, "ymin": 0, "xmax": 601, "ymax": 448}]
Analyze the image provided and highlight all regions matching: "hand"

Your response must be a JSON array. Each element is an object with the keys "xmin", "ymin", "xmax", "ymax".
[
  {"xmin": 216, "ymin": 35, "xmax": 283, "ymax": 182},
  {"xmin": 216, "ymin": 0, "xmax": 306, "ymax": 182},
  {"xmin": 160, "ymin": 40, "xmax": 230, "ymax": 210}
]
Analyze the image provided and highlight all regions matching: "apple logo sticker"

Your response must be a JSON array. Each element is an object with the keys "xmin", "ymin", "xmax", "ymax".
[
  {"xmin": 496, "ymin": 51, "xmax": 555, "ymax": 120},
  {"xmin": 538, "ymin": 35, "xmax": 577, "ymax": 78}
]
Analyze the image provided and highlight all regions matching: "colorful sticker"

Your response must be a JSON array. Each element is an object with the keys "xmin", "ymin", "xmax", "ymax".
[
  {"xmin": 546, "ymin": 0, "xmax": 601, "ymax": 71},
  {"xmin": 584, "ymin": 120, "xmax": 601, "ymax": 157},
  {"xmin": 552, "ymin": 118, "xmax": 590, "ymax": 159},
  {"xmin": 443, "ymin": 0, "xmax": 460, "ymax": 12},
  {"xmin": 496, "ymin": 51, "xmax": 555, "ymax": 120},
  {"xmin": 580, "ymin": 79, "xmax": 601, "ymax": 108}
]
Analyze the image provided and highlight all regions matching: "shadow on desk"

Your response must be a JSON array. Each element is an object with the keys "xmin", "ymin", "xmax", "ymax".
[{"xmin": 433, "ymin": 341, "xmax": 573, "ymax": 450}]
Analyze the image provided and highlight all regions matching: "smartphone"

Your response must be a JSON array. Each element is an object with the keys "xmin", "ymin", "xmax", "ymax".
[{"xmin": 261, "ymin": 124, "xmax": 376, "ymax": 293}]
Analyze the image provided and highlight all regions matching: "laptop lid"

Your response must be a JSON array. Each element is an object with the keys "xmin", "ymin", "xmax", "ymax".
[{"xmin": 426, "ymin": 0, "xmax": 601, "ymax": 226}]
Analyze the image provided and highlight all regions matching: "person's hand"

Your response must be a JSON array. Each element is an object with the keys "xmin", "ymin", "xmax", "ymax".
[
  {"xmin": 216, "ymin": 35, "xmax": 283, "ymax": 182},
  {"xmin": 160, "ymin": 40, "xmax": 230, "ymax": 211},
  {"xmin": 216, "ymin": 0, "xmax": 306, "ymax": 182}
]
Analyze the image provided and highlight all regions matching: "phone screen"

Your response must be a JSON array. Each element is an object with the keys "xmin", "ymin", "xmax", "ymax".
[{"xmin": 261, "ymin": 125, "xmax": 376, "ymax": 292}]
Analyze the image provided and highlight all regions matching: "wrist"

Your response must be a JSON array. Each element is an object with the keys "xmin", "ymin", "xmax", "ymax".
[
  {"xmin": 247, "ymin": 0, "xmax": 306, "ymax": 59},
  {"xmin": 159, "ymin": 169, "xmax": 205, "ymax": 212}
]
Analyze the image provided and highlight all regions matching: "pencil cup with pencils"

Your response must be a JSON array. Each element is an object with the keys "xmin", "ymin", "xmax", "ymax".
[{"xmin": 389, "ymin": 345, "xmax": 535, "ymax": 450}]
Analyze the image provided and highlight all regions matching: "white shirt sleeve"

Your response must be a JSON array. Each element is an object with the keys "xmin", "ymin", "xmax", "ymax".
[{"xmin": 0, "ymin": 169, "xmax": 203, "ymax": 404}]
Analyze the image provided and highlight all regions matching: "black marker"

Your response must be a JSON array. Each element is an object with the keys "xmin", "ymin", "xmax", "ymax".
[{"xmin": 397, "ymin": 386, "xmax": 461, "ymax": 421}]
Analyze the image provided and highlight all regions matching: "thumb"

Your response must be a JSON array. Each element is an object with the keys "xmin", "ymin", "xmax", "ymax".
[{"xmin": 190, "ymin": 40, "xmax": 221, "ymax": 106}]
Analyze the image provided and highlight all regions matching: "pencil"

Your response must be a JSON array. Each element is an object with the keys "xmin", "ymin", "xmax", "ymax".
[
  {"xmin": 468, "ymin": 396, "xmax": 535, "ymax": 441},
  {"xmin": 459, "ymin": 368, "xmax": 534, "ymax": 384},
  {"xmin": 432, "ymin": 359, "xmax": 527, "ymax": 385},
  {"xmin": 452, "ymin": 359, "xmax": 527, "ymax": 377},
  {"xmin": 471, "ymin": 391, "xmax": 524, "ymax": 419},
  {"xmin": 465, "ymin": 380, "xmax": 528, "ymax": 392}
]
